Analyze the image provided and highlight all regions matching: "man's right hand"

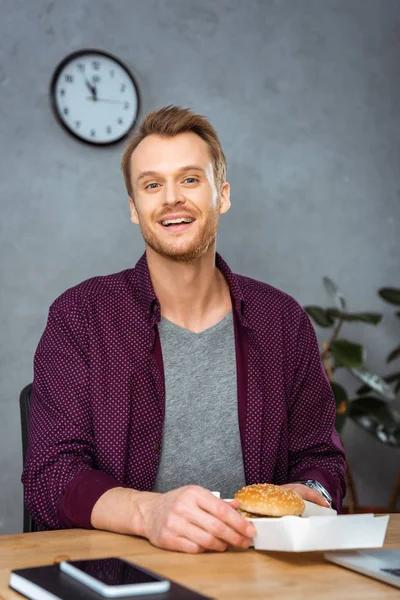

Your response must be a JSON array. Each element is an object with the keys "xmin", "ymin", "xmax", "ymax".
[{"xmin": 91, "ymin": 485, "xmax": 255, "ymax": 554}]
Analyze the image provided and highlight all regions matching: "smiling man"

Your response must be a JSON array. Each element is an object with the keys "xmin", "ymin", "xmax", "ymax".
[{"xmin": 23, "ymin": 106, "xmax": 346, "ymax": 553}]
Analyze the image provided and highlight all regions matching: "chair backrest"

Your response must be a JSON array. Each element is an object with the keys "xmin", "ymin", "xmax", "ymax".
[{"xmin": 19, "ymin": 384, "xmax": 38, "ymax": 533}]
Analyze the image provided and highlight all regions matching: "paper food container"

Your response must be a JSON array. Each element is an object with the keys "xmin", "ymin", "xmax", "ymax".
[{"xmin": 224, "ymin": 499, "xmax": 389, "ymax": 552}]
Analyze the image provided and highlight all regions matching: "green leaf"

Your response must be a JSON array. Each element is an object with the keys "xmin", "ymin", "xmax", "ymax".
[
  {"xmin": 350, "ymin": 368, "xmax": 396, "ymax": 400},
  {"xmin": 387, "ymin": 345, "xmax": 400, "ymax": 363},
  {"xmin": 331, "ymin": 382, "xmax": 349, "ymax": 434},
  {"xmin": 335, "ymin": 411, "xmax": 348, "ymax": 434},
  {"xmin": 331, "ymin": 339, "xmax": 364, "ymax": 368},
  {"xmin": 349, "ymin": 397, "xmax": 400, "ymax": 447},
  {"xmin": 304, "ymin": 306, "xmax": 335, "ymax": 328},
  {"xmin": 323, "ymin": 277, "xmax": 346, "ymax": 310},
  {"xmin": 357, "ymin": 372, "xmax": 400, "ymax": 395},
  {"xmin": 378, "ymin": 288, "xmax": 400, "ymax": 306},
  {"xmin": 331, "ymin": 382, "xmax": 349, "ymax": 403},
  {"xmin": 326, "ymin": 309, "xmax": 382, "ymax": 325}
]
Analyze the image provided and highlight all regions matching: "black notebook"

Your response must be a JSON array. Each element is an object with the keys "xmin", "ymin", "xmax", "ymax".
[{"xmin": 10, "ymin": 563, "xmax": 213, "ymax": 600}]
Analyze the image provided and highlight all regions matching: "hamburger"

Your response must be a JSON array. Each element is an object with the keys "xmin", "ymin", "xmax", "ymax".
[{"xmin": 234, "ymin": 483, "xmax": 305, "ymax": 518}]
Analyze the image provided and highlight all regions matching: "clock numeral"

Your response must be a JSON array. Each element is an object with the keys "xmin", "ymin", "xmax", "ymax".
[
  {"xmin": 92, "ymin": 60, "xmax": 101, "ymax": 70},
  {"xmin": 77, "ymin": 63, "xmax": 85, "ymax": 72},
  {"xmin": 110, "ymin": 69, "xmax": 115, "ymax": 78},
  {"xmin": 124, "ymin": 102, "xmax": 129, "ymax": 110},
  {"xmin": 60, "ymin": 89, "xmax": 66, "ymax": 96},
  {"xmin": 64, "ymin": 74, "xmax": 74, "ymax": 83},
  {"xmin": 92, "ymin": 75, "xmax": 101, "ymax": 83},
  {"xmin": 74, "ymin": 121, "xmax": 81, "ymax": 129},
  {"xmin": 63, "ymin": 107, "xmax": 69, "ymax": 115},
  {"xmin": 117, "ymin": 118, "xmax": 123, "ymax": 125},
  {"xmin": 106, "ymin": 126, "xmax": 112, "ymax": 134},
  {"xmin": 120, "ymin": 84, "xmax": 126, "ymax": 93},
  {"xmin": 90, "ymin": 129, "xmax": 96, "ymax": 137}
]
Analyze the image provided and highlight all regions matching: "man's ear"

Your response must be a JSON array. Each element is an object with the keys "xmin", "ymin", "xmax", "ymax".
[
  {"xmin": 129, "ymin": 197, "xmax": 139, "ymax": 224},
  {"xmin": 218, "ymin": 182, "xmax": 231, "ymax": 215}
]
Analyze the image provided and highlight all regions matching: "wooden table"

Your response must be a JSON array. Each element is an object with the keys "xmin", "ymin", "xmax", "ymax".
[{"xmin": 1, "ymin": 515, "xmax": 399, "ymax": 600}]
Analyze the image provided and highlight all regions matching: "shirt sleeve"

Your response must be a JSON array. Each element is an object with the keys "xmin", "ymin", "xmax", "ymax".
[
  {"xmin": 21, "ymin": 303, "xmax": 126, "ymax": 530},
  {"xmin": 287, "ymin": 310, "xmax": 346, "ymax": 511}
]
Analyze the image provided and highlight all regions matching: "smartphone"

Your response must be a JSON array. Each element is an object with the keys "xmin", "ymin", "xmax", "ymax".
[{"xmin": 60, "ymin": 557, "xmax": 171, "ymax": 597}]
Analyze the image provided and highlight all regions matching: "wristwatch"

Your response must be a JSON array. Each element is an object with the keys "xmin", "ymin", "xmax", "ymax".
[{"xmin": 296, "ymin": 479, "xmax": 333, "ymax": 507}]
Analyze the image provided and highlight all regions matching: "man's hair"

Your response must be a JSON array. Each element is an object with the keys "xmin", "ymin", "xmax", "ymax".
[{"xmin": 121, "ymin": 105, "xmax": 227, "ymax": 198}]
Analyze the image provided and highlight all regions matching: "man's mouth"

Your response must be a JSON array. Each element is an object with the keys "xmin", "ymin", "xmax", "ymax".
[{"xmin": 159, "ymin": 217, "xmax": 195, "ymax": 230}]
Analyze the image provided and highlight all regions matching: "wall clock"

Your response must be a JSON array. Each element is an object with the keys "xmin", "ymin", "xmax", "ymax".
[{"xmin": 50, "ymin": 49, "xmax": 140, "ymax": 145}]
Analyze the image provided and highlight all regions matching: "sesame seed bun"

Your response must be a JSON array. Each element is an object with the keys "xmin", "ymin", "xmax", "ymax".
[{"xmin": 234, "ymin": 484, "xmax": 305, "ymax": 517}]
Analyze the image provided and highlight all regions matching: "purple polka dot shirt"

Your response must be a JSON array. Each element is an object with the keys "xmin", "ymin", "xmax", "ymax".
[{"xmin": 22, "ymin": 253, "xmax": 346, "ymax": 529}]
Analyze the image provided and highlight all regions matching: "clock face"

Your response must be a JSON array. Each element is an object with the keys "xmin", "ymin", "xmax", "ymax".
[{"xmin": 50, "ymin": 49, "xmax": 140, "ymax": 145}]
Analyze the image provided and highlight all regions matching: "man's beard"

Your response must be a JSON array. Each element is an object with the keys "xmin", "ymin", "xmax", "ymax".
[{"xmin": 138, "ymin": 209, "xmax": 220, "ymax": 263}]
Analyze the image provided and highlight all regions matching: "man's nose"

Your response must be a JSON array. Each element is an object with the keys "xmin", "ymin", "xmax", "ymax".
[{"xmin": 163, "ymin": 182, "xmax": 185, "ymax": 205}]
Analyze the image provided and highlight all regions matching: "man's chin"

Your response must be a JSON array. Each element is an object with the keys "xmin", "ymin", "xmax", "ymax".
[
  {"xmin": 149, "ymin": 246, "xmax": 205, "ymax": 263},
  {"xmin": 145, "ymin": 239, "xmax": 215, "ymax": 263}
]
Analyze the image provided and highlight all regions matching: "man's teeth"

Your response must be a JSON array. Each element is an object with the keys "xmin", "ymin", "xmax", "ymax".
[{"xmin": 161, "ymin": 218, "xmax": 194, "ymax": 226}]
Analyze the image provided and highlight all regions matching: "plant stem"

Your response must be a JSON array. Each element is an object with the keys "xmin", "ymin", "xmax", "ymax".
[
  {"xmin": 322, "ymin": 342, "xmax": 333, "ymax": 381},
  {"xmin": 320, "ymin": 315, "xmax": 345, "ymax": 361}
]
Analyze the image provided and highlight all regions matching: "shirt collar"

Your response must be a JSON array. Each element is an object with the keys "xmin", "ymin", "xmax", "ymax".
[{"xmin": 133, "ymin": 252, "xmax": 248, "ymax": 327}]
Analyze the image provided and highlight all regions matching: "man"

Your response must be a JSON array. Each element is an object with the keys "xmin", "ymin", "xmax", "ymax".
[{"xmin": 23, "ymin": 106, "xmax": 346, "ymax": 554}]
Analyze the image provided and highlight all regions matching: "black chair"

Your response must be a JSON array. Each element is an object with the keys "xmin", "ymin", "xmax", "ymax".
[{"xmin": 19, "ymin": 383, "xmax": 39, "ymax": 533}]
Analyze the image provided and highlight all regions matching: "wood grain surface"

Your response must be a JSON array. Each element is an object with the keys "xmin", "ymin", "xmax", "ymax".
[{"xmin": 0, "ymin": 514, "xmax": 399, "ymax": 599}]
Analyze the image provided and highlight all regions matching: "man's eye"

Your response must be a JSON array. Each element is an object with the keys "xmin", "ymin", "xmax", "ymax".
[
  {"xmin": 184, "ymin": 177, "xmax": 198, "ymax": 184},
  {"xmin": 145, "ymin": 183, "xmax": 159, "ymax": 190}
]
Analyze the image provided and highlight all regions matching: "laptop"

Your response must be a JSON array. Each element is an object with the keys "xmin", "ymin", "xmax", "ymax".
[{"xmin": 325, "ymin": 550, "xmax": 400, "ymax": 589}]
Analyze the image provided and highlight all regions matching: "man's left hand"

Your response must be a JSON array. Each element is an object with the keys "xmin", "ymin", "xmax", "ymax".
[{"xmin": 282, "ymin": 483, "xmax": 331, "ymax": 507}]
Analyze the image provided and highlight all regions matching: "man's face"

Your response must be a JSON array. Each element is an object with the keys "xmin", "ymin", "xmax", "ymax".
[{"xmin": 129, "ymin": 132, "xmax": 230, "ymax": 262}]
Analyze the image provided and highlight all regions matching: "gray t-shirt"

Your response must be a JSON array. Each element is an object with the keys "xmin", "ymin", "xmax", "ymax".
[{"xmin": 152, "ymin": 311, "xmax": 246, "ymax": 498}]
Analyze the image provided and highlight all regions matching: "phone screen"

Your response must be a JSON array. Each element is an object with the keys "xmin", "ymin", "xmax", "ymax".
[{"xmin": 65, "ymin": 558, "xmax": 163, "ymax": 587}]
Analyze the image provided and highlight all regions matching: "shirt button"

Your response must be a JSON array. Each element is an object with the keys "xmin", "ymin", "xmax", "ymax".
[{"xmin": 154, "ymin": 443, "xmax": 159, "ymax": 451}]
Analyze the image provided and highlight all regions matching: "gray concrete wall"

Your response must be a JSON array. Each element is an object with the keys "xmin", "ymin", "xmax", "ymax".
[{"xmin": 1, "ymin": 0, "xmax": 399, "ymax": 533}]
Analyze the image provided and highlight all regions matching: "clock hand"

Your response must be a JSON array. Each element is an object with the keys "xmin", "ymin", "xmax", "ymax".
[
  {"xmin": 86, "ymin": 97, "xmax": 125, "ymax": 105},
  {"xmin": 84, "ymin": 79, "xmax": 96, "ymax": 100},
  {"xmin": 91, "ymin": 81, "xmax": 98, "ymax": 100}
]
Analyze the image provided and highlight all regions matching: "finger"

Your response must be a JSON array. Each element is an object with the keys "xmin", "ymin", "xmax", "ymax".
[
  {"xmin": 226, "ymin": 499, "xmax": 240, "ymax": 508},
  {"xmin": 180, "ymin": 503, "xmax": 252, "ymax": 548},
  {"xmin": 297, "ymin": 487, "xmax": 330, "ymax": 507},
  {"xmin": 306, "ymin": 489, "xmax": 331, "ymax": 507},
  {"xmin": 194, "ymin": 492, "xmax": 256, "ymax": 539},
  {"xmin": 173, "ymin": 515, "xmax": 229, "ymax": 552},
  {"xmin": 154, "ymin": 534, "xmax": 205, "ymax": 554},
  {"xmin": 283, "ymin": 483, "xmax": 331, "ymax": 508},
  {"xmin": 175, "ymin": 537, "xmax": 206, "ymax": 554}
]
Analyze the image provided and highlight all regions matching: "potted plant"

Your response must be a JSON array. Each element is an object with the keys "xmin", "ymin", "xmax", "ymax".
[
  {"xmin": 304, "ymin": 279, "xmax": 399, "ymax": 513},
  {"xmin": 360, "ymin": 287, "xmax": 400, "ymax": 511}
]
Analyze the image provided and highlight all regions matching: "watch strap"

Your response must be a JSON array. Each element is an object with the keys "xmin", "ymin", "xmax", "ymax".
[{"xmin": 295, "ymin": 479, "xmax": 333, "ymax": 506}]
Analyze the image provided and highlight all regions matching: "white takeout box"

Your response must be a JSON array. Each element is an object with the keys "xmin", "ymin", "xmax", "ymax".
[{"xmin": 224, "ymin": 499, "xmax": 389, "ymax": 552}]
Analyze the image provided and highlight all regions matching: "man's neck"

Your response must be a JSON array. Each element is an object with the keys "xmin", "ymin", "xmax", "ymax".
[{"xmin": 146, "ymin": 245, "xmax": 232, "ymax": 333}]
